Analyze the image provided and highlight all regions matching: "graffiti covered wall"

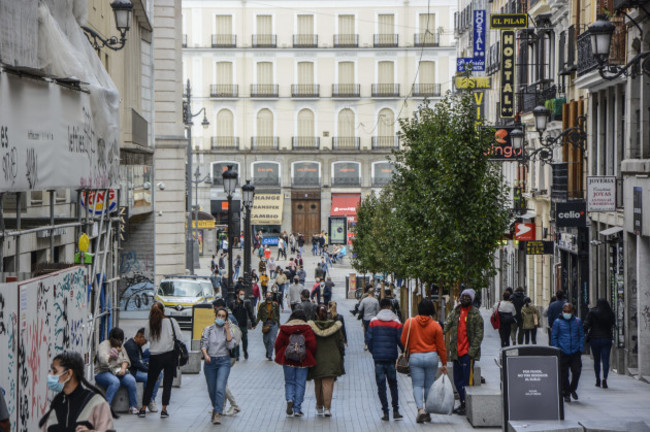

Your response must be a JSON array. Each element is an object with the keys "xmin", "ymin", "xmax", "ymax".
[
  {"xmin": 119, "ymin": 213, "xmax": 155, "ymax": 311},
  {"xmin": 0, "ymin": 266, "xmax": 91, "ymax": 432}
]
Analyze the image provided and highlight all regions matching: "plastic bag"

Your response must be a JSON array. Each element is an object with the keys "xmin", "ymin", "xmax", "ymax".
[{"xmin": 425, "ymin": 374, "xmax": 455, "ymax": 415}]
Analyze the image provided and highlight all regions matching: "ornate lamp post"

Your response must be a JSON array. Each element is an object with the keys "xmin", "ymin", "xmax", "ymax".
[
  {"xmin": 82, "ymin": 0, "xmax": 134, "ymax": 52},
  {"xmin": 241, "ymin": 180, "xmax": 256, "ymax": 297},
  {"xmin": 222, "ymin": 165, "xmax": 238, "ymax": 301}
]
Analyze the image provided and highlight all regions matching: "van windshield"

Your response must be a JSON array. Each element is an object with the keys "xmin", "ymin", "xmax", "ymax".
[{"xmin": 159, "ymin": 281, "xmax": 203, "ymax": 297}]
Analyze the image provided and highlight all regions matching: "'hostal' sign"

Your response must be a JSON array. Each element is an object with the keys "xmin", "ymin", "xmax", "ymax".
[{"xmin": 500, "ymin": 30, "xmax": 515, "ymax": 118}]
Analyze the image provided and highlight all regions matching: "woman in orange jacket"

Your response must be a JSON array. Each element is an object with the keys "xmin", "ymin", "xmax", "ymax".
[{"xmin": 401, "ymin": 299, "xmax": 448, "ymax": 423}]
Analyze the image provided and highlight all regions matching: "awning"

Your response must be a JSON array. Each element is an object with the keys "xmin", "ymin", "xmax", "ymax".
[
  {"xmin": 518, "ymin": 210, "xmax": 537, "ymax": 220},
  {"xmin": 331, "ymin": 194, "xmax": 361, "ymax": 223},
  {"xmin": 599, "ymin": 226, "xmax": 623, "ymax": 237}
]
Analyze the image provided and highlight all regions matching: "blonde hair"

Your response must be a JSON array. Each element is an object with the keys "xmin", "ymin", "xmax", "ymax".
[{"xmin": 329, "ymin": 301, "xmax": 338, "ymax": 318}]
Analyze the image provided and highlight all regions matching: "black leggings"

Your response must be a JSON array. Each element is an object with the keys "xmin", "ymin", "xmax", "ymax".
[
  {"xmin": 499, "ymin": 322, "xmax": 512, "ymax": 347},
  {"xmin": 143, "ymin": 350, "xmax": 177, "ymax": 406}
]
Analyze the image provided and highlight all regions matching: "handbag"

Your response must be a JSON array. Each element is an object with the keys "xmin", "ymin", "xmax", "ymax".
[
  {"xmin": 533, "ymin": 311, "xmax": 539, "ymax": 327},
  {"xmin": 169, "ymin": 318, "xmax": 189, "ymax": 367},
  {"xmin": 490, "ymin": 301, "xmax": 501, "ymax": 329},
  {"xmin": 396, "ymin": 319, "xmax": 412, "ymax": 374}
]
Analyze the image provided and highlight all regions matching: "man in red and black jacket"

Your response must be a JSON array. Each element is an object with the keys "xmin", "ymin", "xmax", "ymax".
[{"xmin": 366, "ymin": 298, "xmax": 404, "ymax": 421}]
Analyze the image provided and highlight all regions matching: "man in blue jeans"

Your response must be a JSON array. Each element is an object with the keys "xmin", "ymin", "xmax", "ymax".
[
  {"xmin": 366, "ymin": 298, "xmax": 404, "ymax": 421},
  {"xmin": 124, "ymin": 328, "xmax": 162, "ymax": 412}
]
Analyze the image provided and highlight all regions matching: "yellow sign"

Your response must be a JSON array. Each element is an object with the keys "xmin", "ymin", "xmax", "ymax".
[
  {"xmin": 192, "ymin": 220, "xmax": 216, "ymax": 229},
  {"xmin": 192, "ymin": 304, "xmax": 216, "ymax": 340},
  {"xmin": 455, "ymin": 76, "xmax": 492, "ymax": 89},
  {"xmin": 251, "ymin": 193, "xmax": 284, "ymax": 225},
  {"xmin": 78, "ymin": 233, "xmax": 90, "ymax": 253},
  {"xmin": 490, "ymin": 13, "xmax": 528, "ymax": 29}
]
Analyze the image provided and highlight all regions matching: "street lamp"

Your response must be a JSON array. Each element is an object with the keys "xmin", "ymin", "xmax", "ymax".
[
  {"xmin": 588, "ymin": 14, "xmax": 650, "ymax": 79},
  {"xmin": 184, "ymin": 79, "xmax": 210, "ymax": 274},
  {"xmin": 532, "ymin": 105, "xmax": 550, "ymax": 134},
  {"xmin": 82, "ymin": 0, "xmax": 134, "ymax": 52},
  {"xmin": 242, "ymin": 180, "xmax": 256, "ymax": 298},
  {"xmin": 223, "ymin": 165, "xmax": 238, "ymax": 301}
]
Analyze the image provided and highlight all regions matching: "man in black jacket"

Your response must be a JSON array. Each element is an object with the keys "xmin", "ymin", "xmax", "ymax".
[
  {"xmin": 124, "ymin": 328, "xmax": 161, "ymax": 412},
  {"xmin": 510, "ymin": 287, "xmax": 527, "ymax": 345},
  {"xmin": 230, "ymin": 289, "xmax": 257, "ymax": 359}
]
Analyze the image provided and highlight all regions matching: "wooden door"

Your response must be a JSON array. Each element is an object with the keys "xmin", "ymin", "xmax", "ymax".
[{"xmin": 292, "ymin": 200, "xmax": 320, "ymax": 235}]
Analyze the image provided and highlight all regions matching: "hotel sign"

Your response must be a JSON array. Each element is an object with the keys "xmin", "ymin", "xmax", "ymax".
[
  {"xmin": 490, "ymin": 14, "xmax": 528, "ymax": 29},
  {"xmin": 455, "ymin": 76, "xmax": 492, "ymax": 89},
  {"xmin": 500, "ymin": 30, "xmax": 515, "ymax": 118}
]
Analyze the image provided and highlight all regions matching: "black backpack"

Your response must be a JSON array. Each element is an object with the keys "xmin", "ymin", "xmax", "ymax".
[{"xmin": 285, "ymin": 333, "xmax": 306, "ymax": 362}]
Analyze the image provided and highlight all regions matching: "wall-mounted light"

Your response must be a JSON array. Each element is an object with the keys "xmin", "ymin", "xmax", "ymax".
[{"xmin": 82, "ymin": 0, "xmax": 134, "ymax": 52}]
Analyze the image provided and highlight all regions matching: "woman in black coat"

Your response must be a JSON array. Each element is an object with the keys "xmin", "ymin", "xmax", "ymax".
[{"xmin": 583, "ymin": 298, "xmax": 615, "ymax": 388}]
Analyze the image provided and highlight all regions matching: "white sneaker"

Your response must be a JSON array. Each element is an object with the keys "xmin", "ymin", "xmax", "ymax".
[
  {"xmin": 226, "ymin": 406, "xmax": 241, "ymax": 416},
  {"xmin": 316, "ymin": 406, "xmax": 324, "ymax": 416},
  {"xmin": 324, "ymin": 409, "xmax": 331, "ymax": 417},
  {"xmin": 147, "ymin": 401, "xmax": 159, "ymax": 413},
  {"xmin": 129, "ymin": 407, "xmax": 140, "ymax": 415}
]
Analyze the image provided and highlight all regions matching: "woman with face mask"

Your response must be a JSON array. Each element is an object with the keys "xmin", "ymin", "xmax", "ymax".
[
  {"xmin": 201, "ymin": 307, "xmax": 237, "ymax": 425},
  {"xmin": 40, "ymin": 351, "xmax": 117, "ymax": 432},
  {"xmin": 257, "ymin": 292, "xmax": 281, "ymax": 360}
]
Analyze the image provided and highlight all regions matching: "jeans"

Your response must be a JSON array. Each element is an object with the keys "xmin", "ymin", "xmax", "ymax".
[
  {"xmin": 278, "ymin": 284, "xmax": 287, "ymax": 309},
  {"xmin": 409, "ymin": 352, "xmax": 440, "ymax": 410},
  {"xmin": 143, "ymin": 350, "xmax": 177, "ymax": 407},
  {"xmin": 134, "ymin": 370, "xmax": 161, "ymax": 401},
  {"xmin": 95, "ymin": 371, "xmax": 138, "ymax": 407},
  {"xmin": 204, "ymin": 356, "xmax": 231, "ymax": 415},
  {"xmin": 511, "ymin": 320, "xmax": 524, "ymax": 345},
  {"xmin": 453, "ymin": 354, "xmax": 473, "ymax": 404},
  {"xmin": 524, "ymin": 328, "xmax": 538, "ymax": 344},
  {"xmin": 374, "ymin": 362, "xmax": 399, "ymax": 413},
  {"xmin": 590, "ymin": 338, "xmax": 612, "ymax": 380},
  {"xmin": 283, "ymin": 365, "xmax": 309, "ymax": 413},
  {"xmin": 559, "ymin": 352, "xmax": 582, "ymax": 396},
  {"xmin": 263, "ymin": 323, "xmax": 279, "ymax": 358},
  {"xmin": 234, "ymin": 267, "xmax": 240, "ymax": 279},
  {"xmin": 312, "ymin": 244, "xmax": 318, "ymax": 255}
]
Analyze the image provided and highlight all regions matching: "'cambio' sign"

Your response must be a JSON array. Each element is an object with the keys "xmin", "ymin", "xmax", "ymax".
[{"xmin": 555, "ymin": 201, "xmax": 586, "ymax": 227}]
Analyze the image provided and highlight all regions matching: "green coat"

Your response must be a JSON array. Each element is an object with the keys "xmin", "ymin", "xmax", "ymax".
[
  {"xmin": 444, "ymin": 305, "xmax": 484, "ymax": 361},
  {"xmin": 521, "ymin": 305, "xmax": 539, "ymax": 329},
  {"xmin": 307, "ymin": 320, "xmax": 345, "ymax": 380},
  {"xmin": 256, "ymin": 300, "xmax": 280, "ymax": 325}
]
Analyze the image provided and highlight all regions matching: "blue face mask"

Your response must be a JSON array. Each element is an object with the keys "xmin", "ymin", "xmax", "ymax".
[
  {"xmin": 47, "ymin": 371, "xmax": 68, "ymax": 393},
  {"xmin": 215, "ymin": 318, "xmax": 226, "ymax": 326},
  {"xmin": 562, "ymin": 313, "xmax": 572, "ymax": 320}
]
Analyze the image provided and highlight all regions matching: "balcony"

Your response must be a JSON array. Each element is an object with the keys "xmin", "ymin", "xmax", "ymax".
[
  {"xmin": 250, "ymin": 84, "xmax": 279, "ymax": 97},
  {"xmin": 293, "ymin": 34, "xmax": 318, "ymax": 47},
  {"xmin": 518, "ymin": 83, "xmax": 557, "ymax": 114},
  {"xmin": 211, "ymin": 137, "xmax": 239, "ymax": 150},
  {"xmin": 292, "ymin": 137, "xmax": 320, "ymax": 149},
  {"xmin": 332, "ymin": 176, "xmax": 361, "ymax": 187},
  {"xmin": 291, "ymin": 84, "xmax": 320, "ymax": 97},
  {"xmin": 373, "ymin": 34, "xmax": 398, "ymax": 47},
  {"xmin": 372, "ymin": 136, "xmax": 399, "ymax": 149},
  {"xmin": 333, "ymin": 34, "xmax": 359, "ymax": 48},
  {"xmin": 251, "ymin": 137, "xmax": 279, "ymax": 150},
  {"xmin": 252, "ymin": 34, "xmax": 277, "ymax": 48},
  {"xmin": 211, "ymin": 34, "xmax": 236, "ymax": 48},
  {"xmin": 332, "ymin": 84, "xmax": 360, "ymax": 97},
  {"xmin": 414, "ymin": 32, "xmax": 440, "ymax": 47},
  {"xmin": 332, "ymin": 137, "xmax": 360, "ymax": 150},
  {"xmin": 182, "ymin": 34, "xmax": 187, "ymax": 48},
  {"xmin": 371, "ymin": 83, "xmax": 400, "ymax": 97},
  {"xmin": 210, "ymin": 84, "xmax": 238, "ymax": 98},
  {"xmin": 576, "ymin": 31, "xmax": 599, "ymax": 76},
  {"xmin": 412, "ymin": 83, "xmax": 441, "ymax": 97}
]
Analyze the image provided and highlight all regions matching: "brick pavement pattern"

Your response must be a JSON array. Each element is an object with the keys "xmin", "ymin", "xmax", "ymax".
[{"xmin": 115, "ymin": 249, "xmax": 650, "ymax": 431}]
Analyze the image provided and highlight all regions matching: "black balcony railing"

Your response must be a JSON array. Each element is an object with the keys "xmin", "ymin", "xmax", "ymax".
[
  {"xmin": 291, "ymin": 84, "xmax": 320, "ymax": 97},
  {"xmin": 332, "ymin": 176, "xmax": 361, "ymax": 186},
  {"xmin": 372, "ymin": 136, "xmax": 399, "ymax": 149},
  {"xmin": 182, "ymin": 34, "xmax": 187, "ymax": 47},
  {"xmin": 211, "ymin": 136, "xmax": 239, "ymax": 149},
  {"xmin": 577, "ymin": 31, "xmax": 599, "ymax": 76},
  {"xmin": 251, "ymin": 136, "xmax": 279, "ymax": 150},
  {"xmin": 332, "ymin": 84, "xmax": 360, "ymax": 97},
  {"xmin": 211, "ymin": 34, "xmax": 236, "ymax": 48},
  {"xmin": 333, "ymin": 34, "xmax": 359, "ymax": 47},
  {"xmin": 518, "ymin": 83, "xmax": 557, "ymax": 113},
  {"xmin": 210, "ymin": 84, "xmax": 238, "ymax": 98},
  {"xmin": 412, "ymin": 83, "xmax": 441, "ymax": 97},
  {"xmin": 252, "ymin": 34, "xmax": 277, "ymax": 48},
  {"xmin": 250, "ymin": 84, "xmax": 279, "ymax": 97},
  {"xmin": 373, "ymin": 34, "xmax": 398, "ymax": 47},
  {"xmin": 293, "ymin": 34, "xmax": 318, "ymax": 47},
  {"xmin": 332, "ymin": 137, "xmax": 360, "ymax": 150},
  {"xmin": 414, "ymin": 32, "xmax": 440, "ymax": 47},
  {"xmin": 371, "ymin": 84, "xmax": 400, "ymax": 97},
  {"xmin": 292, "ymin": 137, "xmax": 320, "ymax": 149}
]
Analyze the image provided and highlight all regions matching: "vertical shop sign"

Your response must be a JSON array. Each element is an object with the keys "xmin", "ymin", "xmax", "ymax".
[
  {"xmin": 500, "ymin": 30, "xmax": 515, "ymax": 118},
  {"xmin": 473, "ymin": 10, "xmax": 486, "ymax": 58}
]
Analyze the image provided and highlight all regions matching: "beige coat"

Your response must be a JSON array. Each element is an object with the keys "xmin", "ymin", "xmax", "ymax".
[{"xmin": 94, "ymin": 339, "xmax": 131, "ymax": 375}]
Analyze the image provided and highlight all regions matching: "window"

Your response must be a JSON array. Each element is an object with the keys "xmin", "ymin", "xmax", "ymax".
[
  {"xmin": 216, "ymin": 62, "xmax": 233, "ymax": 86},
  {"xmin": 338, "ymin": 109, "xmax": 355, "ymax": 137},
  {"xmin": 213, "ymin": 15, "xmax": 235, "ymax": 47},
  {"xmin": 378, "ymin": 14, "xmax": 394, "ymax": 34},
  {"xmin": 216, "ymin": 109, "xmax": 234, "ymax": 138},
  {"xmin": 257, "ymin": 109, "xmax": 274, "ymax": 137},
  {"xmin": 419, "ymin": 61, "xmax": 435, "ymax": 84},
  {"xmin": 332, "ymin": 161, "xmax": 361, "ymax": 186},
  {"xmin": 338, "ymin": 62, "xmax": 354, "ymax": 85},
  {"xmin": 338, "ymin": 14, "xmax": 355, "ymax": 35},
  {"xmin": 378, "ymin": 61, "xmax": 394, "ymax": 84},
  {"xmin": 297, "ymin": 15, "xmax": 314, "ymax": 35},
  {"xmin": 257, "ymin": 62, "xmax": 273, "ymax": 85},
  {"xmin": 377, "ymin": 108, "xmax": 395, "ymax": 137},
  {"xmin": 292, "ymin": 162, "xmax": 320, "ymax": 186},
  {"xmin": 211, "ymin": 162, "xmax": 240, "ymax": 186},
  {"xmin": 257, "ymin": 15, "xmax": 272, "ymax": 34},
  {"xmin": 216, "ymin": 15, "xmax": 232, "ymax": 34},
  {"xmin": 372, "ymin": 161, "xmax": 395, "ymax": 186},
  {"xmin": 252, "ymin": 161, "xmax": 281, "ymax": 186},
  {"xmin": 298, "ymin": 109, "xmax": 315, "ymax": 137},
  {"xmin": 418, "ymin": 13, "xmax": 437, "ymax": 45},
  {"xmin": 297, "ymin": 62, "xmax": 314, "ymax": 85}
]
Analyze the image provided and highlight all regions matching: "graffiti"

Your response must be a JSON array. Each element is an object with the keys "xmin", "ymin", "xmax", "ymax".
[
  {"xmin": 0, "ymin": 293, "xmax": 5, "ymax": 335},
  {"xmin": 25, "ymin": 147, "xmax": 38, "ymax": 189},
  {"xmin": 2, "ymin": 146, "xmax": 17, "ymax": 185},
  {"xmin": 26, "ymin": 318, "xmax": 48, "ymax": 423},
  {"xmin": 119, "ymin": 250, "xmax": 154, "ymax": 311},
  {"xmin": 69, "ymin": 318, "xmax": 85, "ymax": 348},
  {"xmin": 643, "ymin": 305, "xmax": 650, "ymax": 330}
]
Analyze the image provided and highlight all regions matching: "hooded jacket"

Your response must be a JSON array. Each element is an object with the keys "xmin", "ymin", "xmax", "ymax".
[
  {"xmin": 551, "ymin": 315, "xmax": 584, "ymax": 355},
  {"xmin": 510, "ymin": 291, "xmax": 527, "ymax": 321},
  {"xmin": 366, "ymin": 309, "xmax": 403, "ymax": 363},
  {"xmin": 307, "ymin": 320, "xmax": 345, "ymax": 380},
  {"xmin": 444, "ymin": 305, "xmax": 484, "ymax": 361},
  {"xmin": 401, "ymin": 315, "xmax": 447, "ymax": 364},
  {"xmin": 274, "ymin": 319, "xmax": 317, "ymax": 367},
  {"xmin": 583, "ymin": 306, "xmax": 615, "ymax": 340}
]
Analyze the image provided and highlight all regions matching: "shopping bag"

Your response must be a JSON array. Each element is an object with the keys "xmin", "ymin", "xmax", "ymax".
[{"xmin": 425, "ymin": 374, "xmax": 455, "ymax": 415}]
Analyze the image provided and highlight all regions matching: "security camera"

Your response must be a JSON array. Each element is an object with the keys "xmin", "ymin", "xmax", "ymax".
[
  {"xmin": 157, "ymin": 182, "xmax": 165, "ymax": 191},
  {"xmin": 158, "ymin": 211, "xmax": 163, "ymax": 217}
]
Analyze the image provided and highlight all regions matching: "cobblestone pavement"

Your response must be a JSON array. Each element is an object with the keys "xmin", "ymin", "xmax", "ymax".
[{"xmin": 115, "ymin": 249, "xmax": 650, "ymax": 431}]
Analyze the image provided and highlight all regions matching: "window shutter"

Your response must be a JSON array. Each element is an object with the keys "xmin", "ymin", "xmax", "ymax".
[
  {"xmin": 216, "ymin": 62, "xmax": 233, "ymax": 85},
  {"xmin": 377, "ymin": 108, "xmax": 394, "ymax": 137},
  {"xmin": 338, "ymin": 62, "xmax": 354, "ymax": 84},
  {"xmin": 338, "ymin": 109, "xmax": 355, "ymax": 137},
  {"xmin": 419, "ymin": 61, "xmax": 435, "ymax": 84},
  {"xmin": 378, "ymin": 61, "xmax": 394, "ymax": 84},
  {"xmin": 297, "ymin": 15, "xmax": 314, "ymax": 35},
  {"xmin": 298, "ymin": 109, "xmax": 315, "ymax": 137},
  {"xmin": 257, "ymin": 62, "xmax": 273, "ymax": 85},
  {"xmin": 257, "ymin": 109, "xmax": 273, "ymax": 137},
  {"xmin": 339, "ymin": 14, "xmax": 354, "ymax": 35},
  {"xmin": 378, "ymin": 14, "xmax": 394, "ymax": 35},
  {"xmin": 257, "ymin": 15, "xmax": 272, "ymax": 34},
  {"xmin": 216, "ymin": 15, "xmax": 232, "ymax": 35},
  {"xmin": 217, "ymin": 110, "xmax": 234, "ymax": 137},
  {"xmin": 298, "ymin": 62, "xmax": 314, "ymax": 85}
]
